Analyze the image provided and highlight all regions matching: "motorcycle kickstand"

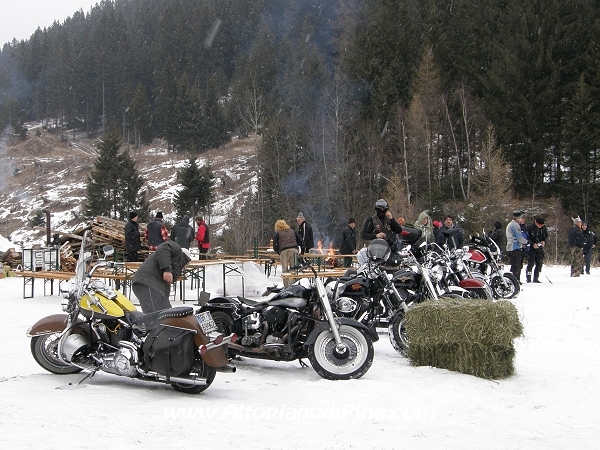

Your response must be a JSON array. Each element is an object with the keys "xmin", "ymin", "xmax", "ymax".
[
  {"xmin": 298, "ymin": 359, "xmax": 309, "ymax": 368},
  {"xmin": 57, "ymin": 370, "xmax": 97, "ymax": 390}
]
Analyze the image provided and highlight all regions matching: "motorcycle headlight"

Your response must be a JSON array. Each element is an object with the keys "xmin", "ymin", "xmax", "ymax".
[
  {"xmin": 456, "ymin": 260, "xmax": 465, "ymax": 271},
  {"xmin": 431, "ymin": 265, "xmax": 444, "ymax": 281}
]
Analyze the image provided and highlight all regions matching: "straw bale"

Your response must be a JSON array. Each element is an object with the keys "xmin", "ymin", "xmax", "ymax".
[{"xmin": 405, "ymin": 298, "xmax": 523, "ymax": 379}]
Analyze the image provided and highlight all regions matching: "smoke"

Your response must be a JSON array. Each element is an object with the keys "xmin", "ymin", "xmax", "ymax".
[{"xmin": 0, "ymin": 125, "xmax": 15, "ymax": 192}]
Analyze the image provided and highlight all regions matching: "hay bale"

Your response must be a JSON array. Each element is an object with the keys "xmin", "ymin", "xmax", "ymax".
[{"xmin": 405, "ymin": 298, "xmax": 523, "ymax": 379}]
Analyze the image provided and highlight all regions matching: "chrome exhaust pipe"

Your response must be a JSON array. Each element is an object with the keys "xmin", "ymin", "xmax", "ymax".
[{"xmin": 162, "ymin": 375, "xmax": 208, "ymax": 386}]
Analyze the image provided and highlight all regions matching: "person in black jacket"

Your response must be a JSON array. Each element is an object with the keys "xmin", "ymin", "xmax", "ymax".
[
  {"xmin": 170, "ymin": 215, "xmax": 194, "ymax": 249},
  {"xmin": 582, "ymin": 222, "xmax": 597, "ymax": 275},
  {"xmin": 361, "ymin": 199, "xmax": 402, "ymax": 247},
  {"xmin": 132, "ymin": 241, "xmax": 191, "ymax": 313},
  {"xmin": 525, "ymin": 217, "xmax": 548, "ymax": 283},
  {"xmin": 435, "ymin": 214, "xmax": 464, "ymax": 249},
  {"xmin": 489, "ymin": 221, "xmax": 506, "ymax": 253},
  {"xmin": 296, "ymin": 212, "xmax": 315, "ymax": 254},
  {"xmin": 568, "ymin": 216, "xmax": 585, "ymax": 277},
  {"xmin": 124, "ymin": 211, "xmax": 141, "ymax": 262},
  {"xmin": 339, "ymin": 218, "xmax": 357, "ymax": 267}
]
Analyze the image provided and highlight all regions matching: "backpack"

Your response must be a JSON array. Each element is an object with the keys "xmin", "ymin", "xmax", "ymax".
[{"xmin": 142, "ymin": 325, "xmax": 195, "ymax": 379}]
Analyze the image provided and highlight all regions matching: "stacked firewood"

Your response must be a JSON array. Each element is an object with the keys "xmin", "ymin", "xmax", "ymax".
[{"xmin": 0, "ymin": 247, "xmax": 21, "ymax": 267}]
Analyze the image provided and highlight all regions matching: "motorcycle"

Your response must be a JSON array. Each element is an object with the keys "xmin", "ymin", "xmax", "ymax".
[
  {"xmin": 27, "ymin": 232, "xmax": 236, "ymax": 394},
  {"xmin": 465, "ymin": 233, "xmax": 520, "ymax": 299},
  {"xmin": 199, "ymin": 259, "xmax": 374, "ymax": 380}
]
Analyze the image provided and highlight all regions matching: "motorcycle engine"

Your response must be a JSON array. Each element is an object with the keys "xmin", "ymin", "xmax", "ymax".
[
  {"xmin": 98, "ymin": 342, "xmax": 139, "ymax": 377},
  {"xmin": 336, "ymin": 296, "xmax": 358, "ymax": 314}
]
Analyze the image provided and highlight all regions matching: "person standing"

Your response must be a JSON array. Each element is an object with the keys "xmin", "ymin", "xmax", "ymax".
[
  {"xmin": 415, "ymin": 211, "xmax": 435, "ymax": 242},
  {"xmin": 581, "ymin": 221, "xmax": 597, "ymax": 275},
  {"xmin": 525, "ymin": 217, "xmax": 548, "ymax": 283},
  {"xmin": 489, "ymin": 221, "xmax": 506, "ymax": 253},
  {"xmin": 505, "ymin": 211, "xmax": 528, "ymax": 283},
  {"xmin": 361, "ymin": 199, "xmax": 403, "ymax": 248},
  {"xmin": 273, "ymin": 220, "xmax": 303, "ymax": 287},
  {"xmin": 132, "ymin": 241, "xmax": 191, "ymax": 313},
  {"xmin": 435, "ymin": 214, "xmax": 464, "ymax": 249},
  {"xmin": 339, "ymin": 218, "xmax": 357, "ymax": 267},
  {"xmin": 567, "ymin": 216, "xmax": 585, "ymax": 277},
  {"xmin": 124, "ymin": 211, "xmax": 141, "ymax": 262},
  {"xmin": 145, "ymin": 211, "xmax": 168, "ymax": 251},
  {"xmin": 195, "ymin": 217, "xmax": 210, "ymax": 259},
  {"xmin": 296, "ymin": 212, "xmax": 314, "ymax": 254},
  {"xmin": 170, "ymin": 215, "xmax": 194, "ymax": 249}
]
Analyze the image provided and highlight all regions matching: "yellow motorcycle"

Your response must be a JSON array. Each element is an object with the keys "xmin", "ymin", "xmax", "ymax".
[{"xmin": 27, "ymin": 232, "xmax": 236, "ymax": 394}]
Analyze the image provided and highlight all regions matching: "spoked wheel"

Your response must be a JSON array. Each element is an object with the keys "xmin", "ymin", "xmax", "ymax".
[
  {"xmin": 31, "ymin": 333, "xmax": 82, "ymax": 375},
  {"xmin": 490, "ymin": 274, "xmax": 520, "ymax": 299},
  {"xmin": 388, "ymin": 311, "xmax": 410, "ymax": 357},
  {"xmin": 171, "ymin": 357, "xmax": 217, "ymax": 394},
  {"xmin": 308, "ymin": 325, "xmax": 374, "ymax": 380}
]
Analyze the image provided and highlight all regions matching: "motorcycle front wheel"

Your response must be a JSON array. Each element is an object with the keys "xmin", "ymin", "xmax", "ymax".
[
  {"xmin": 171, "ymin": 358, "xmax": 217, "ymax": 394},
  {"xmin": 388, "ymin": 311, "xmax": 409, "ymax": 357},
  {"xmin": 31, "ymin": 333, "xmax": 82, "ymax": 375},
  {"xmin": 308, "ymin": 325, "xmax": 374, "ymax": 380},
  {"xmin": 490, "ymin": 274, "xmax": 520, "ymax": 299}
]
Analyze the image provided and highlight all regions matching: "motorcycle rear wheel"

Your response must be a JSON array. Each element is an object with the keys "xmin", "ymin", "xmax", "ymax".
[
  {"xmin": 308, "ymin": 324, "xmax": 374, "ymax": 380},
  {"xmin": 171, "ymin": 358, "xmax": 217, "ymax": 394},
  {"xmin": 388, "ymin": 312, "xmax": 409, "ymax": 357},
  {"xmin": 490, "ymin": 274, "xmax": 520, "ymax": 299},
  {"xmin": 31, "ymin": 333, "xmax": 82, "ymax": 375}
]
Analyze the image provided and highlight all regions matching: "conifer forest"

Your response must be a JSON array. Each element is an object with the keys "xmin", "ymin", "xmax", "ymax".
[{"xmin": 1, "ymin": 0, "xmax": 600, "ymax": 248}]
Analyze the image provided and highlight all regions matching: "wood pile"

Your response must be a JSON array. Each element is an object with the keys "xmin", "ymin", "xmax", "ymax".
[{"xmin": 0, "ymin": 247, "xmax": 21, "ymax": 267}]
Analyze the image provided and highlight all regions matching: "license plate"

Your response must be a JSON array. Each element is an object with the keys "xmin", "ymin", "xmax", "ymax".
[{"xmin": 196, "ymin": 312, "xmax": 218, "ymax": 334}]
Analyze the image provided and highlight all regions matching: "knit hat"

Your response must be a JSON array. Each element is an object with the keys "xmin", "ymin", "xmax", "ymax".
[
  {"xmin": 155, "ymin": 211, "xmax": 163, "ymax": 219},
  {"xmin": 297, "ymin": 212, "xmax": 305, "ymax": 220},
  {"xmin": 348, "ymin": 217, "xmax": 355, "ymax": 224},
  {"xmin": 129, "ymin": 211, "xmax": 138, "ymax": 220},
  {"xmin": 494, "ymin": 221, "xmax": 502, "ymax": 229}
]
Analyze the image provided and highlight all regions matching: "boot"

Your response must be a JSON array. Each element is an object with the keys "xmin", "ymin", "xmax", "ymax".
[
  {"xmin": 526, "ymin": 271, "xmax": 531, "ymax": 283},
  {"xmin": 533, "ymin": 270, "xmax": 541, "ymax": 283}
]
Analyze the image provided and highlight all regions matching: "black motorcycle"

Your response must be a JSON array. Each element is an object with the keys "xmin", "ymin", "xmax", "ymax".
[{"xmin": 198, "ymin": 259, "xmax": 374, "ymax": 380}]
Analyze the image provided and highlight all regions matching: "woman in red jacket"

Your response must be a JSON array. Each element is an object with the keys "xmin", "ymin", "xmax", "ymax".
[{"xmin": 195, "ymin": 217, "xmax": 210, "ymax": 259}]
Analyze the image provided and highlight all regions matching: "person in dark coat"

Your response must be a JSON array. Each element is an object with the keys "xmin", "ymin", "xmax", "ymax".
[
  {"xmin": 124, "ymin": 211, "xmax": 141, "ymax": 262},
  {"xmin": 339, "ymin": 218, "xmax": 357, "ymax": 267},
  {"xmin": 132, "ymin": 241, "xmax": 191, "ymax": 313},
  {"xmin": 145, "ymin": 211, "xmax": 168, "ymax": 251},
  {"xmin": 582, "ymin": 221, "xmax": 597, "ymax": 275},
  {"xmin": 567, "ymin": 216, "xmax": 585, "ymax": 277},
  {"xmin": 435, "ymin": 214, "xmax": 464, "ymax": 249},
  {"xmin": 170, "ymin": 215, "xmax": 194, "ymax": 249},
  {"xmin": 361, "ymin": 199, "xmax": 403, "ymax": 248},
  {"xmin": 525, "ymin": 217, "xmax": 548, "ymax": 283},
  {"xmin": 296, "ymin": 212, "xmax": 315, "ymax": 254},
  {"xmin": 489, "ymin": 221, "xmax": 506, "ymax": 253}
]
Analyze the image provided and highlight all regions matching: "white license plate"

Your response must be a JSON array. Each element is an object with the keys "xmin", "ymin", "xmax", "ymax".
[{"xmin": 196, "ymin": 312, "xmax": 218, "ymax": 334}]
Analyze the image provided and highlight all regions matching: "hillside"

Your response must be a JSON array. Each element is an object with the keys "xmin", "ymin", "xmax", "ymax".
[{"xmin": 0, "ymin": 131, "xmax": 259, "ymax": 248}]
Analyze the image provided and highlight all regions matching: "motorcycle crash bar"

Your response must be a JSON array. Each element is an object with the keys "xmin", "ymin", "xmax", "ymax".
[{"xmin": 199, "ymin": 332, "xmax": 237, "ymax": 356}]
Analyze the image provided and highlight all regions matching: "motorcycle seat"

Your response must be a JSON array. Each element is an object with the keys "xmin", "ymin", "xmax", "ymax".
[{"xmin": 129, "ymin": 306, "xmax": 194, "ymax": 328}]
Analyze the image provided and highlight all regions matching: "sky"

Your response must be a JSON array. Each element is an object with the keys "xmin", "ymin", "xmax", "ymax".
[
  {"xmin": 1, "ymin": 1, "xmax": 99, "ymax": 46},
  {"xmin": 0, "ymin": 264, "xmax": 598, "ymax": 448}
]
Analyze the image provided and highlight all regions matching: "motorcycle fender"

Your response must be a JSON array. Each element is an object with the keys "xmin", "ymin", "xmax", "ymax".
[
  {"xmin": 160, "ymin": 315, "xmax": 229, "ymax": 368},
  {"xmin": 27, "ymin": 314, "xmax": 90, "ymax": 338},
  {"xmin": 459, "ymin": 278, "xmax": 485, "ymax": 289},
  {"xmin": 304, "ymin": 318, "xmax": 370, "ymax": 346}
]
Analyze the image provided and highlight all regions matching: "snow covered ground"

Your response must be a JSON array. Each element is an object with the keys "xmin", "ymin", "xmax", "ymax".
[{"xmin": 0, "ymin": 264, "xmax": 598, "ymax": 449}]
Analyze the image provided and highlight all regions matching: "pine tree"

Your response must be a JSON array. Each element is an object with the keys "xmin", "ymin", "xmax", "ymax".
[{"xmin": 172, "ymin": 158, "xmax": 214, "ymax": 219}]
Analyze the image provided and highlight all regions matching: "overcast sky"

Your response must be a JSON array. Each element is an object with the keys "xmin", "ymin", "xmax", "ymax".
[{"xmin": 1, "ymin": 1, "xmax": 99, "ymax": 47}]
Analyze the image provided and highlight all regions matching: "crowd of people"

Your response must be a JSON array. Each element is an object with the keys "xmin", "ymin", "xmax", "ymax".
[{"xmin": 269, "ymin": 200, "xmax": 597, "ymax": 286}]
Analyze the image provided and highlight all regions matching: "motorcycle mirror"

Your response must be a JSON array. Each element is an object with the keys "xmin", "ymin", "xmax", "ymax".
[
  {"xmin": 83, "ymin": 251, "xmax": 92, "ymax": 262},
  {"xmin": 103, "ymin": 245, "xmax": 114, "ymax": 257}
]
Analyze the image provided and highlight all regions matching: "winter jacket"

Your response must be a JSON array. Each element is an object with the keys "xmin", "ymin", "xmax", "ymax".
[
  {"xmin": 583, "ymin": 228, "xmax": 597, "ymax": 252},
  {"xmin": 195, "ymin": 220, "xmax": 210, "ymax": 250},
  {"xmin": 436, "ymin": 225, "xmax": 464, "ymax": 249},
  {"xmin": 489, "ymin": 228, "xmax": 506, "ymax": 252},
  {"xmin": 145, "ymin": 218, "xmax": 168, "ymax": 249},
  {"xmin": 361, "ymin": 212, "xmax": 402, "ymax": 246},
  {"xmin": 170, "ymin": 215, "xmax": 194, "ymax": 249},
  {"xmin": 273, "ymin": 228, "xmax": 302, "ymax": 254},
  {"xmin": 132, "ymin": 241, "xmax": 191, "ymax": 296},
  {"xmin": 568, "ymin": 226, "xmax": 585, "ymax": 248},
  {"xmin": 414, "ymin": 211, "xmax": 435, "ymax": 242},
  {"xmin": 506, "ymin": 220, "xmax": 528, "ymax": 252},
  {"xmin": 526, "ymin": 223, "xmax": 548, "ymax": 253},
  {"xmin": 339, "ymin": 225, "xmax": 357, "ymax": 255},
  {"xmin": 297, "ymin": 221, "xmax": 314, "ymax": 254},
  {"xmin": 124, "ymin": 219, "xmax": 141, "ymax": 252}
]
